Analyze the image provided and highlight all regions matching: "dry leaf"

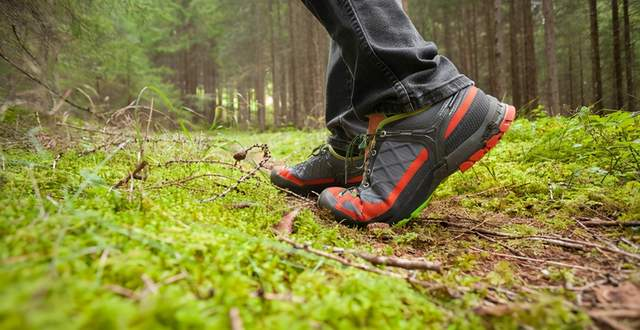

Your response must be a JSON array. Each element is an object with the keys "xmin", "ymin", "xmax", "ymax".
[
  {"xmin": 594, "ymin": 282, "xmax": 640, "ymax": 306},
  {"xmin": 274, "ymin": 208, "xmax": 301, "ymax": 236}
]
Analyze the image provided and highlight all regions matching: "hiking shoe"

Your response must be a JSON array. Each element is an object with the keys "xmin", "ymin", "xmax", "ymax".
[
  {"xmin": 270, "ymin": 144, "xmax": 364, "ymax": 195},
  {"xmin": 318, "ymin": 86, "xmax": 516, "ymax": 225}
]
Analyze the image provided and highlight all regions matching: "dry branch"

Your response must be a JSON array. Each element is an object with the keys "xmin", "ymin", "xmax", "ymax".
[
  {"xmin": 147, "ymin": 174, "xmax": 232, "ymax": 190},
  {"xmin": 113, "ymin": 161, "xmax": 148, "ymax": 189},
  {"xmin": 0, "ymin": 49, "xmax": 90, "ymax": 112},
  {"xmin": 470, "ymin": 247, "xmax": 606, "ymax": 274},
  {"xmin": 277, "ymin": 236, "xmax": 445, "ymax": 292},
  {"xmin": 200, "ymin": 144, "xmax": 271, "ymax": 203},
  {"xmin": 349, "ymin": 252, "xmax": 442, "ymax": 272},
  {"xmin": 229, "ymin": 308, "xmax": 244, "ymax": 330},
  {"xmin": 162, "ymin": 159, "xmax": 238, "ymax": 168},
  {"xmin": 422, "ymin": 217, "xmax": 640, "ymax": 261},
  {"xmin": 576, "ymin": 217, "xmax": 640, "ymax": 227}
]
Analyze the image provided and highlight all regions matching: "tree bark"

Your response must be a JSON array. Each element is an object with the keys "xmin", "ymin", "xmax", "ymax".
[
  {"xmin": 611, "ymin": 0, "xmax": 624, "ymax": 110},
  {"xmin": 254, "ymin": 1, "xmax": 266, "ymax": 131},
  {"xmin": 542, "ymin": 0, "xmax": 560, "ymax": 115},
  {"xmin": 276, "ymin": 0, "xmax": 288, "ymax": 124},
  {"xmin": 287, "ymin": 0, "xmax": 299, "ymax": 128},
  {"xmin": 509, "ymin": 0, "xmax": 523, "ymax": 108},
  {"xmin": 494, "ymin": 0, "xmax": 504, "ymax": 98},
  {"xmin": 522, "ymin": 0, "xmax": 538, "ymax": 109},
  {"xmin": 622, "ymin": 0, "xmax": 636, "ymax": 111},
  {"xmin": 579, "ymin": 44, "xmax": 585, "ymax": 106},
  {"xmin": 268, "ymin": 0, "xmax": 280, "ymax": 128},
  {"xmin": 589, "ymin": 0, "xmax": 604, "ymax": 112}
]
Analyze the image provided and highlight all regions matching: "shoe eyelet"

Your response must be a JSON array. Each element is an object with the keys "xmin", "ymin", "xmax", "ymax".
[
  {"xmin": 370, "ymin": 150, "xmax": 377, "ymax": 156},
  {"xmin": 362, "ymin": 182, "xmax": 370, "ymax": 188},
  {"xmin": 366, "ymin": 169, "xmax": 372, "ymax": 175},
  {"xmin": 379, "ymin": 130, "xmax": 387, "ymax": 138}
]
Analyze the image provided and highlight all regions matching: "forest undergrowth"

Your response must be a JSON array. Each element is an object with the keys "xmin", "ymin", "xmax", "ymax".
[{"xmin": 1, "ymin": 106, "xmax": 639, "ymax": 329}]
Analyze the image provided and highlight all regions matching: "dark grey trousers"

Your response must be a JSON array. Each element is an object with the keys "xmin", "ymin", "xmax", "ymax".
[{"xmin": 301, "ymin": 0, "xmax": 473, "ymax": 153}]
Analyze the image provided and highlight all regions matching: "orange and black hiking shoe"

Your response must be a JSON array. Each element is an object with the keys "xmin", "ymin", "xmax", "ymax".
[
  {"xmin": 317, "ymin": 85, "xmax": 516, "ymax": 225},
  {"xmin": 270, "ymin": 144, "xmax": 364, "ymax": 196}
]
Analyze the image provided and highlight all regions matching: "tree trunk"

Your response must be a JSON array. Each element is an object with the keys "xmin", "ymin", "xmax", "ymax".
[
  {"xmin": 277, "ymin": 0, "xmax": 288, "ymax": 124},
  {"xmin": 287, "ymin": 0, "xmax": 299, "ymax": 128},
  {"xmin": 542, "ymin": 0, "xmax": 560, "ymax": 115},
  {"xmin": 509, "ymin": 0, "xmax": 523, "ymax": 108},
  {"xmin": 494, "ymin": 0, "xmax": 504, "ymax": 98},
  {"xmin": 588, "ymin": 0, "xmax": 603, "ymax": 111},
  {"xmin": 622, "ymin": 0, "xmax": 636, "ymax": 111},
  {"xmin": 611, "ymin": 0, "xmax": 624, "ymax": 110},
  {"xmin": 254, "ymin": 2, "xmax": 266, "ymax": 131},
  {"xmin": 471, "ymin": 1, "xmax": 480, "ymax": 82},
  {"xmin": 579, "ymin": 44, "xmax": 585, "ymax": 107},
  {"xmin": 239, "ymin": 83, "xmax": 249, "ymax": 129},
  {"xmin": 268, "ymin": 0, "xmax": 280, "ymax": 128},
  {"xmin": 464, "ymin": 3, "xmax": 475, "ymax": 79},
  {"xmin": 485, "ymin": 2, "xmax": 496, "ymax": 95},
  {"xmin": 568, "ymin": 46, "xmax": 575, "ymax": 110},
  {"xmin": 522, "ymin": 0, "xmax": 538, "ymax": 109}
]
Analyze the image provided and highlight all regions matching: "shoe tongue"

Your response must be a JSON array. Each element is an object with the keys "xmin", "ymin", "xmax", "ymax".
[
  {"xmin": 362, "ymin": 113, "xmax": 386, "ymax": 166},
  {"xmin": 367, "ymin": 113, "xmax": 385, "ymax": 135}
]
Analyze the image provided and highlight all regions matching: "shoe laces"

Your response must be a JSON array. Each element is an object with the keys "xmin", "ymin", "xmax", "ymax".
[
  {"xmin": 296, "ymin": 144, "xmax": 329, "ymax": 173},
  {"xmin": 343, "ymin": 133, "xmax": 378, "ymax": 192}
]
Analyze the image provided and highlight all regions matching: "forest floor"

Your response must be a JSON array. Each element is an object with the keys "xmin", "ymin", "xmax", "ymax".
[{"xmin": 1, "ymin": 107, "xmax": 639, "ymax": 329}]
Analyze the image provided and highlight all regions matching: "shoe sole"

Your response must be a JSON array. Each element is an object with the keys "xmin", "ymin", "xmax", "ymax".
[
  {"xmin": 406, "ymin": 104, "xmax": 517, "ymax": 221},
  {"xmin": 271, "ymin": 170, "xmax": 363, "ymax": 196}
]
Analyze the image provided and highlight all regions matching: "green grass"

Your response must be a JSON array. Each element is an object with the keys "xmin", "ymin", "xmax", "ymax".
[{"xmin": 0, "ymin": 108, "xmax": 638, "ymax": 329}]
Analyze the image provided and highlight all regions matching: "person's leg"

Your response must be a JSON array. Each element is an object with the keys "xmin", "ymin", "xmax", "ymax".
[
  {"xmin": 301, "ymin": 0, "xmax": 472, "ymax": 118},
  {"xmin": 269, "ymin": 40, "xmax": 366, "ymax": 196},
  {"xmin": 306, "ymin": 0, "xmax": 517, "ymax": 224},
  {"xmin": 324, "ymin": 40, "xmax": 367, "ymax": 155}
]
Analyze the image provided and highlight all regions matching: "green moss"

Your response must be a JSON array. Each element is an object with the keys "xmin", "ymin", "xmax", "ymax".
[{"xmin": 0, "ymin": 110, "xmax": 637, "ymax": 329}]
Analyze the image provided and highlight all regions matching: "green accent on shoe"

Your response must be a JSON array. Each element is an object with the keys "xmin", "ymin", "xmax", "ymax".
[
  {"xmin": 376, "ymin": 107, "xmax": 430, "ymax": 131},
  {"xmin": 327, "ymin": 144, "xmax": 364, "ymax": 161},
  {"xmin": 409, "ymin": 194, "xmax": 434, "ymax": 219}
]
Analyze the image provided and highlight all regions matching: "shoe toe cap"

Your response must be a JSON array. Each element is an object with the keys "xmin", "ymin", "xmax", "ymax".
[{"xmin": 318, "ymin": 187, "xmax": 343, "ymax": 210}]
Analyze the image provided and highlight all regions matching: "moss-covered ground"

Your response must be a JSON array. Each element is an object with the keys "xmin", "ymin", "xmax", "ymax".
[{"xmin": 1, "ymin": 108, "xmax": 639, "ymax": 329}]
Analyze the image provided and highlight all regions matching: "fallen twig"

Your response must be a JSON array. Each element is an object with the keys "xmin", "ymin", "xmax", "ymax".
[
  {"xmin": 0, "ymin": 50, "xmax": 90, "ymax": 112},
  {"xmin": 56, "ymin": 122, "xmax": 119, "ymax": 136},
  {"xmin": 161, "ymin": 159, "xmax": 239, "ymax": 168},
  {"xmin": 576, "ymin": 217, "xmax": 640, "ymax": 227},
  {"xmin": 113, "ymin": 161, "xmax": 148, "ymax": 189},
  {"xmin": 252, "ymin": 290, "xmax": 305, "ymax": 303},
  {"xmin": 347, "ymin": 251, "xmax": 442, "ymax": 272},
  {"xmin": 469, "ymin": 247, "xmax": 606, "ymax": 274},
  {"xmin": 200, "ymin": 144, "xmax": 271, "ymax": 203},
  {"xmin": 422, "ymin": 217, "xmax": 640, "ymax": 261},
  {"xmin": 277, "ymin": 236, "xmax": 445, "ymax": 292},
  {"xmin": 105, "ymin": 284, "xmax": 139, "ymax": 300},
  {"xmin": 146, "ymin": 173, "xmax": 232, "ymax": 190},
  {"xmin": 229, "ymin": 308, "xmax": 244, "ymax": 330}
]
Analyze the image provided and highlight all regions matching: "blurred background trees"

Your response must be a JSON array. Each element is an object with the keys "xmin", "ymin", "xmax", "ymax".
[{"xmin": 1, "ymin": 0, "xmax": 639, "ymax": 130}]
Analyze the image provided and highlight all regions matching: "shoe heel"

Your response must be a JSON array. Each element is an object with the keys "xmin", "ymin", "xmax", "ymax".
[{"xmin": 459, "ymin": 105, "xmax": 516, "ymax": 173}]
